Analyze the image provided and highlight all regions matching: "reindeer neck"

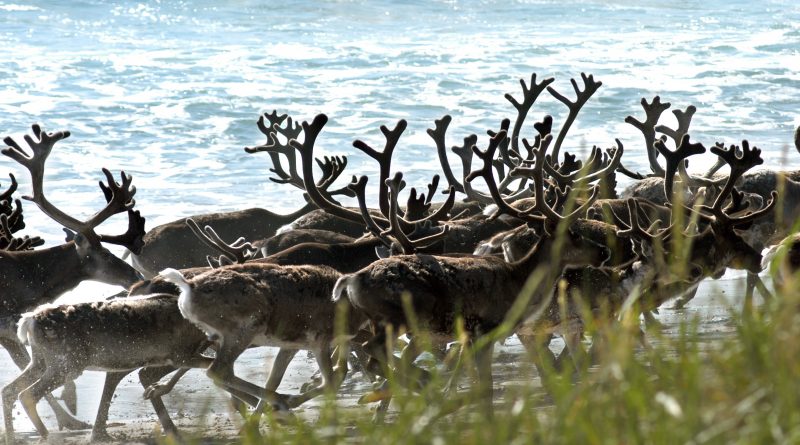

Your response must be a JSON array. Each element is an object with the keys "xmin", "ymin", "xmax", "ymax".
[
  {"xmin": 508, "ymin": 237, "xmax": 560, "ymax": 281},
  {"xmin": 2, "ymin": 242, "xmax": 86, "ymax": 314}
]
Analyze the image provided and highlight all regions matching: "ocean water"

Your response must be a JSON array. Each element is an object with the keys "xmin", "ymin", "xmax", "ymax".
[
  {"xmin": 2, "ymin": 0, "xmax": 799, "ymax": 254},
  {"xmin": 1, "ymin": 0, "xmax": 799, "ymax": 437}
]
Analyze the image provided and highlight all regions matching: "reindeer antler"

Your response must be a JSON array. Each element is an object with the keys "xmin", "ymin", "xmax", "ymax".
[
  {"xmin": 185, "ymin": 218, "xmax": 257, "ymax": 267},
  {"xmin": 353, "ymin": 120, "xmax": 407, "ymax": 218},
  {"xmin": 625, "ymin": 96, "xmax": 671, "ymax": 177},
  {"xmin": 654, "ymin": 134, "xmax": 706, "ymax": 201},
  {"xmin": 428, "ymin": 115, "xmax": 465, "ymax": 194},
  {"xmin": 505, "ymin": 73, "xmax": 556, "ymax": 161},
  {"xmin": 547, "ymin": 72, "xmax": 602, "ymax": 161},
  {"xmin": 246, "ymin": 111, "xmax": 304, "ymax": 188},
  {"xmin": 3, "ymin": 125, "xmax": 138, "ymax": 246}
]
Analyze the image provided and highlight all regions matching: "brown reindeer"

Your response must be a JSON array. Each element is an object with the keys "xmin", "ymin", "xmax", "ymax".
[
  {"xmin": 0, "ymin": 125, "xmax": 144, "ymax": 433},
  {"xmin": 332, "ymin": 126, "xmax": 611, "ymax": 416}
]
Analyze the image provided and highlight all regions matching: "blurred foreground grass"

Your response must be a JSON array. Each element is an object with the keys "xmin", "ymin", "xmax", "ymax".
[{"xmin": 162, "ymin": 268, "xmax": 800, "ymax": 445}]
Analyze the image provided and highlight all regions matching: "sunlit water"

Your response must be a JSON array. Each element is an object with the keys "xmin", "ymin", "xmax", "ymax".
[{"xmin": 1, "ymin": 0, "xmax": 799, "ymax": 438}]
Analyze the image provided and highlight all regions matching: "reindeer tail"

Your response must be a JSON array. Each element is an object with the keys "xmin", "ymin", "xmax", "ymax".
[
  {"xmin": 159, "ymin": 268, "xmax": 190, "ymax": 294},
  {"xmin": 332, "ymin": 274, "xmax": 352, "ymax": 303},
  {"xmin": 16, "ymin": 312, "xmax": 36, "ymax": 346}
]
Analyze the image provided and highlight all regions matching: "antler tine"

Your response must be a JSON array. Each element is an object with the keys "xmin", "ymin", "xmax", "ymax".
[
  {"xmin": 404, "ymin": 188, "xmax": 430, "ymax": 222},
  {"xmin": 625, "ymin": 96, "xmax": 671, "ymax": 177},
  {"xmin": 97, "ymin": 178, "xmax": 146, "ymax": 254},
  {"xmin": 383, "ymin": 172, "xmax": 416, "ymax": 254},
  {"xmin": 273, "ymin": 115, "xmax": 303, "ymax": 140},
  {"xmin": 655, "ymin": 105, "xmax": 697, "ymax": 146},
  {"xmin": 655, "ymin": 134, "xmax": 706, "ymax": 200},
  {"xmin": 427, "ymin": 115, "xmax": 465, "ymax": 194},
  {"xmin": 466, "ymin": 130, "xmax": 544, "ymax": 222},
  {"xmin": 695, "ymin": 140, "xmax": 776, "ymax": 228},
  {"xmin": 492, "ymin": 119, "xmax": 515, "ymax": 179},
  {"xmin": 556, "ymin": 152, "xmax": 582, "ymax": 175},
  {"xmin": 1, "ymin": 198, "xmax": 26, "ymax": 234},
  {"xmin": 315, "ymin": 155, "xmax": 348, "ymax": 191},
  {"xmin": 185, "ymin": 218, "xmax": 255, "ymax": 265},
  {"xmin": 614, "ymin": 199, "xmax": 670, "ymax": 241},
  {"xmin": 454, "ymin": 133, "xmax": 494, "ymax": 204},
  {"xmin": 723, "ymin": 188, "xmax": 750, "ymax": 216},
  {"xmin": 547, "ymin": 72, "xmax": 602, "ymax": 160},
  {"xmin": 291, "ymin": 114, "xmax": 391, "ymax": 227},
  {"xmin": 655, "ymin": 105, "xmax": 724, "ymax": 189},
  {"xmin": 352, "ymin": 119, "xmax": 407, "ymax": 218},
  {"xmin": 505, "ymin": 73, "xmax": 555, "ymax": 157},
  {"xmin": 0, "ymin": 213, "xmax": 13, "ymax": 241},
  {"xmin": 79, "ymin": 168, "xmax": 137, "ymax": 231},
  {"xmin": 0, "ymin": 173, "xmax": 18, "ymax": 202},
  {"xmin": 257, "ymin": 111, "xmax": 289, "ymax": 136},
  {"xmin": 404, "ymin": 185, "xmax": 456, "ymax": 225},
  {"xmin": 425, "ymin": 175, "xmax": 439, "ymax": 205},
  {"xmin": 314, "ymin": 155, "xmax": 355, "ymax": 198},
  {"xmin": 346, "ymin": 175, "xmax": 392, "ymax": 247}
]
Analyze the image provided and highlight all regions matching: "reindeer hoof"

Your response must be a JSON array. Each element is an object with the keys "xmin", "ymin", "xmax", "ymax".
[
  {"xmin": 55, "ymin": 412, "xmax": 90, "ymax": 431},
  {"xmin": 358, "ymin": 388, "xmax": 392, "ymax": 404},
  {"xmin": 89, "ymin": 430, "xmax": 115, "ymax": 443}
]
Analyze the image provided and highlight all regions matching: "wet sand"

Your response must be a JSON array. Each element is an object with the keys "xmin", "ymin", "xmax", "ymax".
[{"xmin": 0, "ymin": 274, "xmax": 753, "ymax": 444}]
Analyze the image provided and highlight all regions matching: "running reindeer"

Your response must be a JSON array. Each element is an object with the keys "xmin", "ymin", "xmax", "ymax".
[{"xmin": 1, "ymin": 125, "xmax": 145, "ymax": 438}]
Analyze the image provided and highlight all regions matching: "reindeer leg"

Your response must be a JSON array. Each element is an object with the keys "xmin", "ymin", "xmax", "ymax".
[
  {"xmin": 2, "ymin": 358, "xmax": 47, "ymax": 445},
  {"xmin": 558, "ymin": 329, "xmax": 587, "ymax": 377},
  {"xmin": 672, "ymin": 284, "xmax": 699, "ymax": 309},
  {"xmin": 285, "ymin": 344, "xmax": 342, "ymax": 408},
  {"xmin": 347, "ymin": 329, "xmax": 378, "ymax": 383},
  {"xmin": 60, "ymin": 379, "xmax": 78, "ymax": 415},
  {"xmin": 138, "ymin": 366, "xmax": 184, "ymax": 438},
  {"xmin": 443, "ymin": 342, "xmax": 466, "ymax": 398},
  {"xmin": 250, "ymin": 348, "xmax": 298, "ymax": 420},
  {"xmin": 753, "ymin": 274, "xmax": 773, "ymax": 301},
  {"xmin": 18, "ymin": 365, "xmax": 70, "ymax": 440},
  {"xmin": 745, "ymin": 272, "xmax": 773, "ymax": 314},
  {"xmin": 395, "ymin": 336, "xmax": 432, "ymax": 391},
  {"xmin": 518, "ymin": 332, "xmax": 558, "ymax": 381},
  {"xmin": 89, "ymin": 371, "xmax": 130, "ymax": 442},
  {"xmin": 474, "ymin": 342, "xmax": 495, "ymax": 418},
  {"xmin": 266, "ymin": 348, "xmax": 298, "ymax": 392},
  {"xmin": 208, "ymin": 338, "xmax": 291, "ymax": 413},
  {"xmin": 0, "ymin": 337, "xmax": 88, "ymax": 432}
]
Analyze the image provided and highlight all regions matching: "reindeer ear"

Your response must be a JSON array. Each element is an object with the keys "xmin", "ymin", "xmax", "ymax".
[
  {"xmin": 73, "ymin": 232, "xmax": 92, "ymax": 254},
  {"xmin": 63, "ymin": 227, "xmax": 76, "ymax": 242}
]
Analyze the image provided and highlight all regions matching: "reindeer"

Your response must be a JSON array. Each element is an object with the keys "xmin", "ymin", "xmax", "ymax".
[
  {"xmin": 0, "ymin": 125, "xmax": 144, "ymax": 432},
  {"xmin": 332, "ymin": 125, "xmax": 612, "ymax": 416},
  {"xmin": 764, "ymin": 232, "xmax": 800, "ymax": 294},
  {"xmin": 145, "ymin": 117, "xmax": 464, "ymax": 417},
  {"xmin": 1, "ymin": 294, "xmax": 216, "ymax": 444}
]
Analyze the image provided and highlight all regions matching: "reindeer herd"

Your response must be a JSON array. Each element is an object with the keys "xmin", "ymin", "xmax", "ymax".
[{"xmin": 1, "ymin": 72, "xmax": 799, "ymax": 443}]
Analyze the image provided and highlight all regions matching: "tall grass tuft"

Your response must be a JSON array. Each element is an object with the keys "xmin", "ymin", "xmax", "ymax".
[{"xmin": 159, "ymin": 250, "xmax": 800, "ymax": 445}]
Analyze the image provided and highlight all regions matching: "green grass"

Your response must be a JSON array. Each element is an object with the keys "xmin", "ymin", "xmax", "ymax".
[{"xmin": 158, "ymin": 265, "xmax": 800, "ymax": 445}]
